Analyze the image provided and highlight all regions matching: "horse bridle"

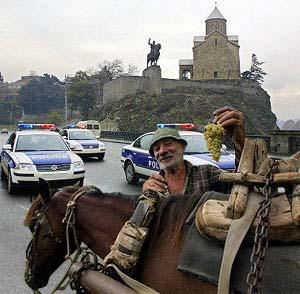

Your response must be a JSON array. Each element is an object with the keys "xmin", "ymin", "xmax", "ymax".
[
  {"xmin": 26, "ymin": 202, "xmax": 64, "ymax": 278},
  {"xmin": 26, "ymin": 188, "xmax": 91, "ymax": 294}
]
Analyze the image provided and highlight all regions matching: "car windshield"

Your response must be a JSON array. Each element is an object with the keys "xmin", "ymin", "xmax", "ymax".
[
  {"xmin": 69, "ymin": 130, "xmax": 96, "ymax": 140},
  {"xmin": 15, "ymin": 134, "xmax": 69, "ymax": 151},
  {"xmin": 181, "ymin": 134, "xmax": 210, "ymax": 153}
]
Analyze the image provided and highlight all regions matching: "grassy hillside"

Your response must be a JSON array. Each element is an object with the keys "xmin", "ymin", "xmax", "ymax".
[{"xmin": 103, "ymin": 86, "xmax": 278, "ymax": 135}]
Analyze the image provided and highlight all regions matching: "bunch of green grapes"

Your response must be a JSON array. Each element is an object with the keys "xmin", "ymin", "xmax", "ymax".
[{"xmin": 204, "ymin": 123, "xmax": 224, "ymax": 161}]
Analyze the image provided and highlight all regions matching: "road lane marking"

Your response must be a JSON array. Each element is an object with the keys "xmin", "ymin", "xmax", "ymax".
[{"xmin": 17, "ymin": 204, "xmax": 29, "ymax": 211}]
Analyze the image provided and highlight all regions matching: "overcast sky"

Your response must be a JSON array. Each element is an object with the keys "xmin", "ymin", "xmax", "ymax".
[{"xmin": 1, "ymin": 0, "xmax": 299, "ymax": 120}]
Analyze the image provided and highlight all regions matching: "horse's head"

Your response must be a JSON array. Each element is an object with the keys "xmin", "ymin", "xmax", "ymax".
[{"xmin": 24, "ymin": 179, "xmax": 77, "ymax": 290}]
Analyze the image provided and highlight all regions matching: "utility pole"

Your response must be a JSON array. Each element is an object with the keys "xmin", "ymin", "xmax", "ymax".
[
  {"xmin": 64, "ymin": 75, "xmax": 69, "ymax": 123},
  {"xmin": 64, "ymin": 85, "xmax": 68, "ymax": 123},
  {"xmin": 9, "ymin": 111, "xmax": 12, "ymax": 129}
]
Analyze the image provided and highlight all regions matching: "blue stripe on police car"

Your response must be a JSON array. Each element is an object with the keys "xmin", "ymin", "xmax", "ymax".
[{"xmin": 25, "ymin": 151, "xmax": 71, "ymax": 165}]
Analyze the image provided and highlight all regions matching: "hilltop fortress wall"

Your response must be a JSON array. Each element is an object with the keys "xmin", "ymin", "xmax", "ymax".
[{"xmin": 103, "ymin": 66, "xmax": 269, "ymax": 105}]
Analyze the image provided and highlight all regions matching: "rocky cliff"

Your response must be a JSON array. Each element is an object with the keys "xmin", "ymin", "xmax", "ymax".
[{"xmin": 102, "ymin": 80, "xmax": 278, "ymax": 135}]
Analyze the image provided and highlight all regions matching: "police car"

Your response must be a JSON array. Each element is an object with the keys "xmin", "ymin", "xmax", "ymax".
[
  {"xmin": 121, "ymin": 123, "xmax": 235, "ymax": 184},
  {"xmin": 60, "ymin": 126, "xmax": 106, "ymax": 160},
  {"xmin": 0, "ymin": 123, "xmax": 85, "ymax": 194}
]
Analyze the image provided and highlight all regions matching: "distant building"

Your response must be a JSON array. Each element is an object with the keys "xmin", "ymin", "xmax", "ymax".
[
  {"xmin": 8, "ymin": 75, "xmax": 40, "ymax": 91},
  {"xmin": 0, "ymin": 75, "xmax": 41, "ymax": 102},
  {"xmin": 179, "ymin": 5, "xmax": 241, "ymax": 80}
]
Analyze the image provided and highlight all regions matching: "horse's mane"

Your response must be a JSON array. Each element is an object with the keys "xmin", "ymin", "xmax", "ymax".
[
  {"xmin": 149, "ymin": 193, "xmax": 201, "ymax": 249},
  {"xmin": 24, "ymin": 185, "xmax": 138, "ymax": 227},
  {"xmin": 23, "ymin": 186, "xmax": 79, "ymax": 227},
  {"xmin": 24, "ymin": 195, "xmax": 43, "ymax": 227}
]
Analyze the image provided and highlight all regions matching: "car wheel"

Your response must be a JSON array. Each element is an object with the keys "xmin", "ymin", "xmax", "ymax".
[
  {"xmin": 79, "ymin": 179, "xmax": 84, "ymax": 187},
  {"xmin": 7, "ymin": 170, "xmax": 17, "ymax": 194},
  {"xmin": 0, "ymin": 166, "xmax": 5, "ymax": 180},
  {"xmin": 125, "ymin": 162, "xmax": 139, "ymax": 185},
  {"xmin": 97, "ymin": 153, "xmax": 104, "ymax": 161}
]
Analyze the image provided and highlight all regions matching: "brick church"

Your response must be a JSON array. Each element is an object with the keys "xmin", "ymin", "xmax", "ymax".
[{"xmin": 179, "ymin": 5, "xmax": 240, "ymax": 80}]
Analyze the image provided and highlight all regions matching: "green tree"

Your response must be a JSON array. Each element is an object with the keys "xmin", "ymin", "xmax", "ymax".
[
  {"xmin": 67, "ymin": 71, "xmax": 96, "ymax": 119},
  {"xmin": 241, "ymin": 54, "xmax": 267, "ymax": 85},
  {"xmin": 17, "ymin": 74, "xmax": 64, "ymax": 115},
  {"xmin": 97, "ymin": 59, "xmax": 138, "ymax": 80}
]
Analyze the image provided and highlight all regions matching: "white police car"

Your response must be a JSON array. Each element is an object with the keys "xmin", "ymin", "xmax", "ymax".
[
  {"xmin": 60, "ymin": 126, "xmax": 106, "ymax": 160},
  {"xmin": 121, "ymin": 123, "xmax": 235, "ymax": 184},
  {"xmin": 0, "ymin": 123, "xmax": 85, "ymax": 194}
]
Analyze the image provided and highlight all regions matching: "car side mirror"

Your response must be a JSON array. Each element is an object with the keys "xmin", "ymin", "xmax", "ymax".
[
  {"xmin": 96, "ymin": 135, "xmax": 100, "ymax": 140},
  {"xmin": 63, "ymin": 136, "xmax": 67, "ymax": 139},
  {"xmin": 69, "ymin": 142, "xmax": 78, "ymax": 150},
  {"xmin": 2, "ymin": 144, "xmax": 12, "ymax": 151},
  {"xmin": 222, "ymin": 144, "xmax": 227, "ymax": 150}
]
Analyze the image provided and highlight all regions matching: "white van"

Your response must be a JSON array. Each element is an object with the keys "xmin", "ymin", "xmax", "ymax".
[{"xmin": 76, "ymin": 120, "xmax": 101, "ymax": 138}]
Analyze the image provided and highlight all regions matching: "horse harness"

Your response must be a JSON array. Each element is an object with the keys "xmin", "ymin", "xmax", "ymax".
[
  {"xmin": 209, "ymin": 140, "xmax": 300, "ymax": 294},
  {"xmin": 103, "ymin": 189, "xmax": 170, "ymax": 274},
  {"xmin": 26, "ymin": 200, "xmax": 63, "ymax": 283},
  {"xmin": 26, "ymin": 188, "xmax": 95, "ymax": 294}
]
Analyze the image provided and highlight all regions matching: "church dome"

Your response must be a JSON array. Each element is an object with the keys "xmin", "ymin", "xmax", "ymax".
[
  {"xmin": 205, "ymin": 6, "xmax": 227, "ymax": 35},
  {"xmin": 206, "ymin": 6, "xmax": 226, "ymax": 21}
]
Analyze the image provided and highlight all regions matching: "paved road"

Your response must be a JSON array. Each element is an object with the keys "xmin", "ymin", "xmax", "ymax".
[{"xmin": 0, "ymin": 133, "xmax": 143, "ymax": 293}]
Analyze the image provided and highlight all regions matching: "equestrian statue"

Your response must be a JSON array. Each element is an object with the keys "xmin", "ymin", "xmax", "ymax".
[{"xmin": 147, "ymin": 38, "xmax": 161, "ymax": 68}]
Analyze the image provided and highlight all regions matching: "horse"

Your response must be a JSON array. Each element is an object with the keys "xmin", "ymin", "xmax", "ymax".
[
  {"xmin": 24, "ymin": 179, "xmax": 217, "ymax": 293},
  {"xmin": 147, "ymin": 44, "xmax": 161, "ymax": 68}
]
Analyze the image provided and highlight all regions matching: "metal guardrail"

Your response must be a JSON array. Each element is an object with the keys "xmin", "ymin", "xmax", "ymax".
[
  {"xmin": 101, "ymin": 131, "xmax": 144, "ymax": 142},
  {"xmin": 100, "ymin": 131, "xmax": 295, "ymax": 157}
]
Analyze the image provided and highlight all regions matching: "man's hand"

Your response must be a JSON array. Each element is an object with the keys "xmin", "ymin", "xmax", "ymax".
[
  {"xmin": 142, "ymin": 174, "xmax": 168, "ymax": 194},
  {"xmin": 213, "ymin": 106, "xmax": 245, "ymax": 152}
]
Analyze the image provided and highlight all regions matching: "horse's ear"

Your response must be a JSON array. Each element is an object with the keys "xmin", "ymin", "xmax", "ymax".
[{"xmin": 38, "ymin": 178, "xmax": 51, "ymax": 204}]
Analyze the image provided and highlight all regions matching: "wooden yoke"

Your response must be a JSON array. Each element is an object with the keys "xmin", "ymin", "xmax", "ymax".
[
  {"xmin": 226, "ymin": 138, "xmax": 256, "ymax": 219},
  {"xmin": 226, "ymin": 138, "xmax": 270, "ymax": 219},
  {"xmin": 276, "ymin": 152, "xmax": 300, "ymax": 226},
  {"xmin": 292, "ymin": 172, "xmax": 300, "ymax": 226},
  {"xmin": 224, "ymin": 141, "xmax": 300, "ymax": 221}
]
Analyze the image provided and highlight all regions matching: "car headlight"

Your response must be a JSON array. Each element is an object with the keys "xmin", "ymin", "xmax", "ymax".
[
  {"xmin": 16, "ymin": 163, "xmax": 34, "ymax": 170},
  {"xmin": 73, "ymin": 161, "xmax": 84, "ymax": 169}
]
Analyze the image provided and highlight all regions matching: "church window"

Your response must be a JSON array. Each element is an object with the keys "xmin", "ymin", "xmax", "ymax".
[
  {"xmin": 215, "ymin": 39, "xmax": 218, "ymax": 46},
  {"xmin": 214, "ymin": 71, "xmax": 218, "ymax": 78}
]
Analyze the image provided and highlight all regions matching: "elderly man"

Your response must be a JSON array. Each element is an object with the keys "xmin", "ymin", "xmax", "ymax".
[
  {"xmin": 105, "ymin": 106, "xmax": 245, "ymax": 274},
  {"xmin": 143, "ymin": 106, "xmax": 245, "ymax": 196}
]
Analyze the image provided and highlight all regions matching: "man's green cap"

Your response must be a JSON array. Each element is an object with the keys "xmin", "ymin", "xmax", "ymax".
[{"xmin": 149, "ymin": 128, "xmax": 187, "ymax": 157}]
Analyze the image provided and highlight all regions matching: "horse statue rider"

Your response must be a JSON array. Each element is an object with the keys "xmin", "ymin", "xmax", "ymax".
[{"xmin": 147, "ymin": 38, "xmax": 161, "ymax": 68}]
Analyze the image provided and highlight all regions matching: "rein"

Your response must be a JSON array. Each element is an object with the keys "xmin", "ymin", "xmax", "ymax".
[
  {"xmin": 62, "ymin": 189, "xmax": 87, "ymax": 258},
  {"xmin": 49, "ymin": 189, "xmax": 88, "ymax": 293}
]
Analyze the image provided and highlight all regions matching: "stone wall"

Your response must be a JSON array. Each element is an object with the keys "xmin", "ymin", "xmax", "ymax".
[
  {"xmin": 161, "ymin": 78, "xmax": 259, "ymax": 96},
  {"xmin": 269, "ymin": 130, "xmax": 300, "ymax": 156},
  {"xmin": 103, "ymin": 76, "xmax": 149, "ymax": 104},
  {"xmin": 104, "ymin": 71, "xmax": 263, "ymax": 106}
]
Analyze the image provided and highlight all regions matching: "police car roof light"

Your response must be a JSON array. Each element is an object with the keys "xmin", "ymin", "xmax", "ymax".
[
  {"xmin": 18, "ymin": 123, "xmax": 56, "ymax": 130},
  {"xmin": 77, "ymin": 124, "xmax": 87, "ymax": 129},
  {"xmin": 181, "ymin": 123, "xmax": 195, "ymax": 130},
  {"xmin": 157, "ymin": 123, "xmax": 195, "ymax": 130},
  {"xmin": 66, "ymin": 124, "xmax": 78, "ymax": 129},
  {"xmin": 18, "ymin": 123, "xmax": 33, "ymax": 130}
]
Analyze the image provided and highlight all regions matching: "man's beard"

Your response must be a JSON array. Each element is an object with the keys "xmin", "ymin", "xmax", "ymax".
[{"xmin": 158, "ymin": 149, "xmax": 183, "ymax": 171}]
